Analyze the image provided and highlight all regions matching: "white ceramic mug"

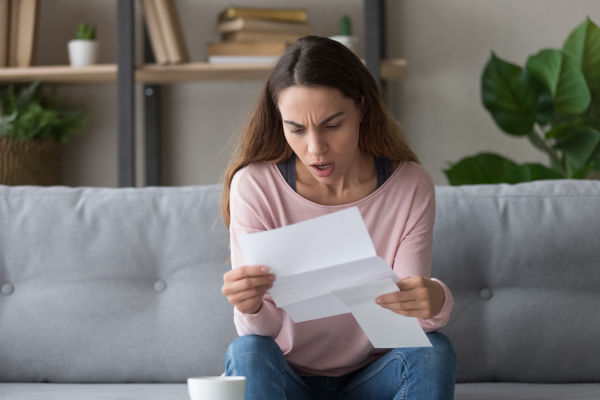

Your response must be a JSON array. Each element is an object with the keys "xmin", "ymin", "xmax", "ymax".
[{"xmin": 187, "ymin": 376, "xmax": 246, "ymax": 400}]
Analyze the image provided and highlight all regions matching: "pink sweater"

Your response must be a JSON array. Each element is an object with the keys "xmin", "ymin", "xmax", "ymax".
[{"xmin": 229, "ymin": 161, "xmax": 454, "ymax": 376}]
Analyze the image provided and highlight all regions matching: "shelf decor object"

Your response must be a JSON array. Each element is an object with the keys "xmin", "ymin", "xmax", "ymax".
[
  {"xmin": 0, "ymin": 82, "xmax": 90, "ymax": 185},
  {"xmin": 1, "ymin": 0, "xmax": 39, "ymax": 67},
  {"xmin": 68, "ymin": 23, "xmax": 98, "ymax": 67},
  {"xmin": 152, "ymin": 0, "xmax": 189, "ymax": 64}
]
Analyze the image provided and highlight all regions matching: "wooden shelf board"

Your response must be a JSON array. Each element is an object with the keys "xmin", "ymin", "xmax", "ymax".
[
  {"xmin": 381, "ymin": 58, "xmax": 407, "ymax": 79},
  {"xmin": 136, "ymin": 62, "xmax": 273, "ymax": 83},
  {"xmin": 0, "ymin": 59, "xmax": 406, "ymax": 83},
  {"xmin": 137, "ymin": 58, "xmax": 407, "ymax": 83},
  {"xmin": 0, "ymin": 65, "xmax": 117, "ymax": 83}
]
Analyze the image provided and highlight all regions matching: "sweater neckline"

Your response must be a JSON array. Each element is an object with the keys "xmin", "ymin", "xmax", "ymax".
[{"xmin": 270, "ymin": 161, "xmax": 405, "ymax": 209}]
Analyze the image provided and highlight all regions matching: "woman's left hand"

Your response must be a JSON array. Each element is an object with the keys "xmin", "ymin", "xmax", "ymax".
[{"xmin": 375, "ymin": 276, "xmax": 445, "ymax": 319}]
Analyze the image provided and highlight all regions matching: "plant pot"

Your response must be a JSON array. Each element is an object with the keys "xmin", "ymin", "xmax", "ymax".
[
  {"xmin": 68, "ymin": 39, "xmax": 98, "ymax": 67},
  {"xmin": 0, "ymin": 137, "xmax": 62, "ymax": 185}
]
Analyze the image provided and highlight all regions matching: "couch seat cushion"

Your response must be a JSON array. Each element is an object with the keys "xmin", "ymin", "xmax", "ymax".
[
  {"xmin": 0, "ymin": 383, "xmax": 187, "ymax": 400},
  {"xmin": 3, "ymin": 382, "xmax": 600, "ymax": 399},
  {"xmin": 455, "ymin": 383, "xmax": 600, "ymax": 400}
]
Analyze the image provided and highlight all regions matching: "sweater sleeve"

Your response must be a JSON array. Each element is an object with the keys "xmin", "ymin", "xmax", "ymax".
[
  {"xmin": 392, "ymin": 169, "xmax": 453, "ymax": 331},
  {"xmin": 228, "ymin": 169, "xmax": 285, "ymax": 338}
]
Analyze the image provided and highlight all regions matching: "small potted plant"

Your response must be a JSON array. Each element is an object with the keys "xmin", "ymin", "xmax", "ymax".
[
  {"xmin": 0, "ymin": 82, "xmax": 90, "ymax": 185},
  {"xmin": 68, "ymin": 23, "xmax": 98, "ymax": 67}
]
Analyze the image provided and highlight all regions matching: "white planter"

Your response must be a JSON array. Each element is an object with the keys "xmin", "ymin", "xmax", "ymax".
[{"xmin": 68, "ymin": 39, "xmax": 98, "ymax": 67}]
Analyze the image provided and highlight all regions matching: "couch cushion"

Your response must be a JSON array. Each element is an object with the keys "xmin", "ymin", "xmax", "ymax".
[
  {"xmin": 0, "ymin": 185, "xmax": 236, "ymax": 382},
  {"xmin": 2, "ymin": 382, "xmax": 600, "ymax": 400},
  {"xmin": 455, "ymin": 383, "xmax": 600, "ymax": 400},
  {"xmin": 434, "ymin": 180, "xmax": 600, "ymax": 383},
  {"xmin": 0, "ymin": 383, "xmax": 187, "ymax": 400}
]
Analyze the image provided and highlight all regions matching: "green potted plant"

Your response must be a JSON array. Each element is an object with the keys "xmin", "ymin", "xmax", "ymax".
[
  {"xmin": 68, "ymin": 23, "xmax": 98, "ymax": 67},
  {"xmin": 0, "ymin": 82, "xmax": 90, "ymax": 185},
  {"xmin": 444, "ymin": 17, "xmax": 600, "ymax": 185}
]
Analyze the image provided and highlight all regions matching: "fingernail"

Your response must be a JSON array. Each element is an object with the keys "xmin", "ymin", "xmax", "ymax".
[
  {"xmin": 261, "ymin": 267, "xmax": 269, "ymax": 272},
  {"xmin": 269, "ymin": 275, "xmax": 275, "ymax": 281},
  {"xmin": 375, "ymin": 298, "xmax": 381, "ymax": 304}
]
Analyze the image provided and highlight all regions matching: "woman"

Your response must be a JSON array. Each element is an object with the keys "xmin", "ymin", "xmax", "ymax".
[{"xmin": 221, "ymin": 36, "xmax": 456, "ymax": 400}]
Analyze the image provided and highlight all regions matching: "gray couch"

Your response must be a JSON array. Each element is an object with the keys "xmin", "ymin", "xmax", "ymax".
[{"xmin": 0, "ymin": 180, "xmax": 599, "ymax": 400}]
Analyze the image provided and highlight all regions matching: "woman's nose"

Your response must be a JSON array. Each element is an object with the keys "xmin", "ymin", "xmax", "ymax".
[{"xmin": 307, "ymin": 131, "xmax": 327, "ymax": 155}]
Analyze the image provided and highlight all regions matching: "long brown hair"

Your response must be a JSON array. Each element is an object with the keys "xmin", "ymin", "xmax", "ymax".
[{"xmin": 221, "ymin": 36, "xmax": 418, "ymax": 227}]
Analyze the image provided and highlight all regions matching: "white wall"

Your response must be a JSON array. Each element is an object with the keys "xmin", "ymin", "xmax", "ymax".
[{"xmin": 32, "ymin": 0, "xmax": 600, "ymax": 186}]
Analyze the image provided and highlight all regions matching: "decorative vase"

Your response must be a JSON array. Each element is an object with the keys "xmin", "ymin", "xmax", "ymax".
[{"xmin": 68, "ymin": 39, "xmax": 98, "ymax": 67}]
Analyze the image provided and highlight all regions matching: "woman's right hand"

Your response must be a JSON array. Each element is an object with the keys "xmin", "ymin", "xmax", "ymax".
[{"xmin": 222, "ymin": 266, "xmax": 275, "ymax": 314}]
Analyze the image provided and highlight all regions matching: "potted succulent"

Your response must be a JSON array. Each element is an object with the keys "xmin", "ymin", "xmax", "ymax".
[
  {"xmin": 68, "ymin": 23, "xmax": 98, "ymax": 67},
  {"xmin": 0, "ymin": 82, "xmax": 90, "ymax": 185},
  {"xmin": 444, "ymin": 17, "xmax": 600, "ymax": 185}
]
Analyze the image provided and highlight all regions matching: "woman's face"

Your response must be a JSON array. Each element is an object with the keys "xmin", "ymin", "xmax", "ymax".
[{"xmin": 277, "ymin": 85, "xmax": 363, "ymax": 187}]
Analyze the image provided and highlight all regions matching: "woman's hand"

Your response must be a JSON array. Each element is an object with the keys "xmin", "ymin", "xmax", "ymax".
[
  {"xmin": 222, "ymin": 266, "xmax": 275, "ymax": 314},
  {"xmin": 375, "ymin": 276, "xmax": 445, "ymax": 319}
]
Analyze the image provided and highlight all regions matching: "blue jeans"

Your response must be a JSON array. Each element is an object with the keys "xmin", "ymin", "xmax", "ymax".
[{"xmin": 225, "ymin": 333, "xmax": 456, "ymax": 400}]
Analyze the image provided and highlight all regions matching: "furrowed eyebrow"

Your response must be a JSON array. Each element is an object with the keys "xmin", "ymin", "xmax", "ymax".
[
  {"xmin": 283, "ymin": 111, "xmax": 345, "ymax": 129},
  {"xmin": 319, "ymin": 111, "xmax": 345, "ymax": 126},
  {"xmin": 283, "ymin": 120, "xmax": 304, "ymax": 128}
]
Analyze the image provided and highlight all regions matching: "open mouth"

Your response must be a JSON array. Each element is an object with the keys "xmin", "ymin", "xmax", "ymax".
[
  {"xmin": 314, "ymin": 164, "xmax": 331, "ymax": 170},
  {"xmin": 310, "ymin": 162, "xmax": 335, "ymax": 177}
]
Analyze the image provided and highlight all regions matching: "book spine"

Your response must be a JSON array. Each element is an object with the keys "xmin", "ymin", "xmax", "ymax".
[
  {"xmin": 208, "ymin": 55, "xmax": 278, "ymax": 64},
  {"xmin": 15, "ymin": 0, "xmax": 37, "ymax": 67},
  {"xmin": 223, "ymin": 31, "xmax": 304, "ymax": 43},
  {"xmin": 0, "ymin": 0, "xmax": 9, "ymax": 67},
  {"xmin": 8, "ymin": 0, "xmax": 18, "ymax": 66},
  {"xmin": 206, "ymin": 41, "xmax": 287, "ymax": 57},
  {"xmin": 217, "ymin": 18, "xmax": 311, "ymax": 35},
  {"xmin": 153, "ymin": 0, "xmax": 189, "ymax": 64},
  {"xmin": 140, "ymin": 0, "xmax": 169, "ymax": 64},
  {"xmin": 218, "ymin": 7, "xmax": 307, "ymax": 23}
]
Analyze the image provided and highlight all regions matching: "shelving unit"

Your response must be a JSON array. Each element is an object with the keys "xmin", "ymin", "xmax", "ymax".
[
  {"xmin": 0, "ymin": 60, "xmax": 405, "ymax": 84},
  {"xmin": 0, "ymin": 65, "xmax": 118, "ymax": 83},
  {"xmin": 0, "ymin": 0, "xmax": 395, "ymax": 187}
]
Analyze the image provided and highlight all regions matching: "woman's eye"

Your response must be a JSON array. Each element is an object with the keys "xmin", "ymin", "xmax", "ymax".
[
  {"xmin": 291, "ymin": 129, "xmax": 304, "ymax": 134},
  {"xmin": 325, "ymin": 123, "xmax": 340, "ymax": 130}
]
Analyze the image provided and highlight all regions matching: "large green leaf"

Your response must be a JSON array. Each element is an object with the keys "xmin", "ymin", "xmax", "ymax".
[
  {"xmin": 481, "ymin": 53, "xmax": 545, "ymax": 136},
  {"xmin": 0, "ymin": 83, "xmax": 90, "ymax": 142},
  {"xmin": 591, "ymin": 149, "xmax": 600, "ymax": 172},
  {"xmin": 554, "ymin": 126, "xmax": 600, "ymax": 170},
  {"xmin": 444, "ymin": 153, "xmax": 517, "ymax": 185},
  {"xmin": 563, "ymin": 17, "xmax": 600, "ymax": 94},
  {"xmin": 445, "ymin": 153, "xmax": 518, "ymax": 185},
  {"xmin": 534, "ymin": 89, "xmax": 555, "ymax": 126},
  {"xmin": 501, "ymin": 163, "xmax": 564, "ymax": 183},
  {"xmin": 526, "ymin": 49, "xmax": 591, "ymax": 114},
  {"xmin": 444, "ymin": 153, "xmax": 564, "ymax": 185}
]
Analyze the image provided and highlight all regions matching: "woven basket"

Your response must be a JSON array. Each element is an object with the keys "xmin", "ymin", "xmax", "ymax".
[{"xmin": 0, "ymin": 137, "xmax": 62, "ymax": 186}]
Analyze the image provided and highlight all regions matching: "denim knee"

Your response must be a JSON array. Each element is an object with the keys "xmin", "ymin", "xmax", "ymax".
[
  {"xmin": 428, "ymin": 333, "xmax": 457, "ymax": 361},
  {"xmin": 425, "ymin": 332, "xmax": 457, "ymax": 376},
  {"xmin": 225, "ymin": 335, "xmax": 283, "ymax": 373},
  {"xmin": 227, "ymin": 335, "xmax": 279, "ymax": 355}
]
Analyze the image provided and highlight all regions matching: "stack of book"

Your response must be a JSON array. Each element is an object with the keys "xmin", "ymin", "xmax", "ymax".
[
  {"xmin": 0, "ymin": 0, "xmax": 39, "ymax": 68},
  {"xmin": 207, "ymin": 6, "xmax": 310, "ymax": 64},
  {"xmin": 140, "ymin": 0, "xmax": 189, "ymax": 65}
]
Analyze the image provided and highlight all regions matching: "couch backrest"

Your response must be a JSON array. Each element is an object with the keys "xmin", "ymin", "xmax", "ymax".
[
  {"xmin": 0, "ymin": 185, "xmax": 236, "ymax": 382},
  {"xmin": 2, "ymin": 180, "xmax": 599, "ymax": 384},
  {"xmin": 434, "ymin": 180, "xmax": 600, "ymax": 383}
]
